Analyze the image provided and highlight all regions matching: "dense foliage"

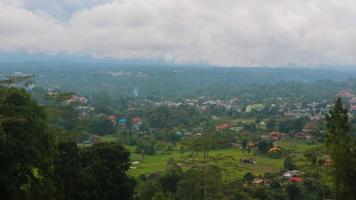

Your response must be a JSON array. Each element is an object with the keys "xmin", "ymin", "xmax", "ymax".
[{"xmin": 0, "ymin": 87, "xmax": 135, "ymax": 200}]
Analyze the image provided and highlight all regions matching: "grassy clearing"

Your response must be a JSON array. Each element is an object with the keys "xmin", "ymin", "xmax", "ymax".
[
  {"xmin": 128, "ymin": 147, "xmax": 284, "ymax": 177},
  {"xmin": 101, "ymin": 135, "xmax": 118, "ymax": 142},
  {"xmin": 128, "ymin": 139, "xmax": 320, "ymax": 177},
  {"xmin": 79, "ymin": 136, "xmax": 318, "ymax": 178},
  {"xmin": 275, "ymin": 138, "xmax": 319, "ymax": 153}
]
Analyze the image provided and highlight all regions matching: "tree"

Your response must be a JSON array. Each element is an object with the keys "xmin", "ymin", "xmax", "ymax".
[
  {"xmin": 79, "ymin": 142, "xmax": 135, "ymax": 200},
  {"xmin": 0, "ymin": 87, "xmax": 56, "ymax": 200},
  {"xmin": 285, "ymin": 183, "xmax": 301, "ymax": 200},
  {"xmin": 159, "ymin": 160, "xmax": 183, "ymax": 194},
  {"xmin": 55, "ymin": 141, "xmax": 81, "ymax": 200},
  {"xmin": 325, "ymin": 97, "xmax": 356, "ymax": 200},
  {"xmin": 257, "ymin": 141, "xmax": 273, "ymax": 153},
  {"xmin": 243, "ymin": 172, "xmax": 254, "ymax": 182},
  {"xmin": 283, "ymin": 156, "xmax": 296, "ymax": 171},
  {"xmin": 89, "ymin": 119, "xmax": 116, "ymax": 135}
]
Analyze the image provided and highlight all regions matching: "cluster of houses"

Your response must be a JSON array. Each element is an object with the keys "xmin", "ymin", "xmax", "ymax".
[
  {"xmin": 338, "ymin": 90, "xmax": 356, "ymax": 112},
  {"xmin": 152, "ymin": 97, "xmax": 242, "ymax": 112},
  {"xmin": 107, "ymin": 115, "xmax": 142, "ymax": 128},
  {"xmin": 248, "ymin": 169, "xmax": 307, "ymax": 187},
  {"xmin": 108, "ymin": 71, "xmax": 148, "ymax": 78},
  {"xmin": 66, "ymin": 95, "xmax": 88, "ymax": 105}
]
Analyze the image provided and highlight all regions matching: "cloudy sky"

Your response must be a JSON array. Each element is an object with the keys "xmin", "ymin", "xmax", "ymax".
[{"xmin": 0, "ymin": 0, "xmax": 356, "ymax": 67}]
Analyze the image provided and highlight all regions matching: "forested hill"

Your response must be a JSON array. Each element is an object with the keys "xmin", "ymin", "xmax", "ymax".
[{"xmin": 1, "ymin": 62, "xmax": 356, "ymax": 100}]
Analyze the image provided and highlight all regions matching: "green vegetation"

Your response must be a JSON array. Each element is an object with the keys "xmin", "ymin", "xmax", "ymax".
[
  {"xmin": 129, "ymin": 147, "xmax": 284, "ymax": 177},
  {"xmin": 1, "ymin": 68, "xmax": 356, "ymax": 200}
]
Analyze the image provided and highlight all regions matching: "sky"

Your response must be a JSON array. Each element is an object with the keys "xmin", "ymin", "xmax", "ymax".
[{"xmin": 0, "ymin": 0, "xmax": 356, "ymax": 67}]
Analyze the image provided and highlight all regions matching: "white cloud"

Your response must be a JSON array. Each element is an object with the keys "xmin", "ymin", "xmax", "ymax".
[{"xmin": 0, "ymin": 0, "xmax": 356, "ymax": 67}]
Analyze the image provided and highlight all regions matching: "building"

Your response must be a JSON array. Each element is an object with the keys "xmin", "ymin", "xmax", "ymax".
[
  {"xmin": 269, "ymin": 131, "xmax": 284, "ymax": 140},
  {"xmin": 66, "ymin": 95, "xmax": 88, "ymax": 104},
  {"xmin": 295, "ymin": 132, "xmax": 312, "ymax": 139},
  {"xmin": 215, "ymin": 123, "xmax": 230, "ymax": 131},
  {"xmin": 117, "ymin": 118, "xmax": 127, "ymax": 125},
  {"xmin": 132, "ymin": 117, "xmax": 142, "ymax": 125}
]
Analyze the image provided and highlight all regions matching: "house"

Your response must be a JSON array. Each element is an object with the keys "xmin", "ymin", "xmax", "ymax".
[
  {"xmin": 80, "ymin": 140, "xmax": 91, "ymax": 144},
  {"xmin": 117, "ymin": 118, "xmax": 127, "ymax": 125},
  {"xmin": 247, "ymin": 141, "xmax": 257, "ymax": 149},
  {"xmin": 215, "ymin": 123, "xmax": 230, "ymax": 131},
  {"xmin": 349, "ymin": 97, "xmax": 356, "ymax": 104},
  {"xmin": 245, "ymin": 104, "xmax": 265, "ymax": 113},
  {"xmin": 310, "ymin": 115, "xmax": 321, "ymax": 121},
  {"xmin": 252, "ymin": 178, "xmax": 264, "ymax": 185},
  {"xmin": 283, "ymin": 170, "xmax": 304, "ymax": 178},
  {"xmin": 66, "ymin": 95, "xmax": 88, "ymax": 104},
  {"xmin": 240, "ymin": 158, "xmax": 256, "ymax": 164},
  {"xmin": 337, "ymin": 90, "xmax": 354, "ymax": 98},
  {"xmin": 90, "ymin": 135, "xmax": 102, "ymax": 144},
  {"xmin": 289, "ymin": 177, "xmax": 304, "ymax": 182},
  {"xmin": 269, "ymin": 131, "xmax": 284, "ymax": 140},
  {"xmin": 48, "ymin": 88, "xmax": 60, "ymax": 96},
  {"xmin": 132, "ymin": 161, "xmax": 140, "ymax": 165},
  {"xmin": 351, "ymin": 105, "xmax": 356, "ymax": 111},
  {"xmin": 260, "ymin": 134, "xmax": 270, "ymax": 140},
  {"xmin": 295, "ymin": 132, "xmax": 312, "ymax": 139},
  {"xmin": 322, "ymin": 158, "xmax": 332, "ymax": 166},
  {"xmin": 268, "ymin": 147, "xmax": 281, "ymax": 153},
  {"xmin": 108, "ymin": 115, "xmax": 117, "ymax": 125},
  {"xmin": 132, "ymin": 117, "xmax": 142, "ymax": 125}
]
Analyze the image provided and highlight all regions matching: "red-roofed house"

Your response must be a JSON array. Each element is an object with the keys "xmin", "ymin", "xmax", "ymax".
[
  {"xmin": 289, "ymin": 177, "xmax": 304, "ymax": 182},
  {"xmin": 269, "ymin": 131, "xmax": 284, "ymax": 140},
  {"xmin": 132, "ymin": 117, "xmax": 142, "ymax": 125},
  {"xmin": 338, "ymin": 90, "xmax": 354, "ymax": 98},
  {"xmin": 108, "ymin": 115, "xmax": 117, "ymax": 125},
  {"xmin": 351, "ymin": 105, "xmax": 356, "ymax": 111},
  {"xmin": 216, "ymin": 123, "xmax": 230, "ymax": 131}
]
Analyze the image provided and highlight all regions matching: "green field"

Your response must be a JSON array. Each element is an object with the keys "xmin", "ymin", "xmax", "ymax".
[
  {"xmin": 128, "ymin": 139, "xmax": 320, "ymax": 177},
  {"xmin": 87, "ymin": 136, "xmax": 318, "ymax": 178},
  {"xmin": 128, "ymin": 147, "xmax": 286, "ymax": 177},
  {"xmin": 275, "ymin": 138, "xmax": 319, "ymax": 153}
]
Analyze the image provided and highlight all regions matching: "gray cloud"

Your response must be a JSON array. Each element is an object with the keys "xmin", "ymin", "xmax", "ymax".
[{"xmin": 0, "ymin": 0, "xmax": 356, "ymax": 67}]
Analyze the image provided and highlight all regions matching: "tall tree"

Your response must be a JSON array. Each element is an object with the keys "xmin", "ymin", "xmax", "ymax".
[
  {"xmin": 79, "ymin": 142, "xmax": 135, "ymax": 200},
  {"xmin": 55, "ymin": 142, "xmax": 82, "ymax": 200},
  {"xmin": 0, "ymin": 87, "xmax": 56, "ymax": 200},
  {"xmin": 325, "ymin": 97, "xmax": 355, "ymax": 200}
]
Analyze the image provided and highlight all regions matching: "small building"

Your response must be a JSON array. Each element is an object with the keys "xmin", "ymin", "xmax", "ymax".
[
  {"xmin": 117, "ymin": 118, "xmax": 127, "ymax": 125},
  {"xmin": 247, "ymin": 141, "xmax": 257, "ymax": 149},
  {"xmin": 216, "ymin": 123, "xmax": 230, "ymax": 131},
  {"xmin": 90, "ymin": 135, "xmax": 102, "ymax": 144},
  {"xmin": 295, "ymin": 132, "xmax": 312, "ymax": 139},
  {"xmin": 252, "ymin": 178, "xmax": 265, "ymax": 185},
  {"xmin": 322, "ymin": 158, "xmax": 332, "ymax": 166},
  {"xmin": 269, "ymin": 131, "xmax": 284, "ymax": 140},
  {"xmin": 132, "ymin": 117, "xmax": 142, "ymax": 125},
  {"xmin": 289, "ymin": 176, "xmax": 304, "ymax": 182},
  {"xmin": 268, "ymin": 147, "xmax": 281, "ymax": 153},
  {"xmin": 108, "ymin": 115, "xmax": 117, "ymax": 125},
  {"xmin": 283, "ymin": 170, "xmax": 304, "ymax": 178},
  {"xmin": 337, "ymin": 90, "xmax": 354, "ymax": 98},
  {"xmin": 66, "ymin": 95, "xmax": 88, "ymax": 105},
  {"xmin": 241, "ymin": 158, "xmax": 256, "ymax": 164}
]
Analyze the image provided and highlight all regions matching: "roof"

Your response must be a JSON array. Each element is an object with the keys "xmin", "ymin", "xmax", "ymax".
[
  {"xmin": 117, "ymin": 118, "xmax": 127, "ymax": 123},
  {"xmin": 252, "ymin": 178, "xmax": 264, "ymax": 184},
  {"xmin": 289, "ymin": 177, "xmax": 304, "ymax": 182},
  {"xmin": 108, "ymin": 115, "xmax": 116, "ymax": 120},
  {"xmin": 132, "ymin": 117, "xmax": 142, "ymax": 124},
  {"xmin": 269, "ymin": 131, "xmax": 283, "ymax": 136},
  {"xmin": 268, "ymin": 147, "xmax": 281, "ymax": 153},
  {"xmin": 215, "ymin": 123, "xmax": 229, "ymax": 130}
]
